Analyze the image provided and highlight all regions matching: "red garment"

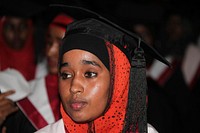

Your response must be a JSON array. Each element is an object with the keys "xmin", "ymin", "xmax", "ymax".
[
  {"xmin": 49, "ymin": 13, "xmax": 74, "ymax": 31},
  {"xmin": 61, "ymin": 43, "xmax": 131, "ymax": 133},
  {"xmin": 45, "ymin": 74, "xmax": 61, "ymax": 121},
  {"xmin": 0, "ymin": 16, "xmax": 36, "ymax": 81}
]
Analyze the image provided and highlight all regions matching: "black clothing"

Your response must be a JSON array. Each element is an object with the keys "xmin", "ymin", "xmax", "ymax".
[
  {"xmin": 147, "ymin": 66, "xmax": 200, "ymax": 133},
  {"xmin": 0, "ymin": 109, "xmax": 36, "ymax": 133}
]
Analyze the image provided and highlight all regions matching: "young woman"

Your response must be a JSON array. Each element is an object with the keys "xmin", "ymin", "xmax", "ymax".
[
  {"xmin": 15, "ymin": 13, "xmax": 74, "ymax": 131},
  {"xmin": 35, "ymin": 5, "xmax": 169, "ymax": 132}
]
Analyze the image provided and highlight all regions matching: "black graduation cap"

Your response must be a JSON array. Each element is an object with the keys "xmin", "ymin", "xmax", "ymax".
[
  {"xmin": 49, "ymin": 4, "xmax": 170, "ymax": 67},
  {"xmin": 49, "ymin": 4, "xmax": 170, "ymax": 133}
]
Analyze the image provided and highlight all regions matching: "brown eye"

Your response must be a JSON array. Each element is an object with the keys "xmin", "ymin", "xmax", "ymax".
[
  {"xmin": 60, "ymin": 72, "xmax": 72, "ymax": 80},
  {"xmin": 85, "ymin": 72, "xmax": 97, "ymax": 78}
]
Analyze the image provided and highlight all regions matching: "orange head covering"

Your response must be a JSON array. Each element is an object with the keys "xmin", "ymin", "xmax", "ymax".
[
  {"xmin": 60, "ymin": 42, "xmax": 130, "ymax": 132},
  {"xmin": 0, "ymin": 16, "xmax": 36, "ymax": 81},
  {"xmin": 59, "ymin": 18, "xmax": 144, "ymax": 133}
]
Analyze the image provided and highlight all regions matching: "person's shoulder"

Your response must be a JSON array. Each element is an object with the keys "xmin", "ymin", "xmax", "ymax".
[
  {"xmin": 34, "ymin": 119, "xmax": 65, "ymax": 133},
  {"xmin": 148, "ymin": 123, "xmax": 159, "ymax": 133}
]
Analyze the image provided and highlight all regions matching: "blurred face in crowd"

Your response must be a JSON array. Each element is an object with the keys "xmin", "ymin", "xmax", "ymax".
[
  {"xmin": 46, "ymin": 25, "xmax": 65, "ymax": 74},
  {"xmin": 59, "ymin": 49, "xmax": 110, "ymax": 123},
  {"xmin": 133, "ymin": 24, "xmax": 154, "ymax": 46},
  {"xmin": 165, "ymin": 14, "xmax": 184, "ymax": 41},
  {"xmin": 2, "ymin": 16, "xmax": 30, "ymax": 50}
]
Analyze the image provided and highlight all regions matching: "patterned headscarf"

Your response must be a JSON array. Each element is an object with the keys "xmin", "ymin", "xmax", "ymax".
[
  {"xmin": 58, "ymin": 18, "xmax": 146, "ymax": 133},
  {"xmin": 60, "ymin": 41, "xmax": 130, "ymax": 133}
]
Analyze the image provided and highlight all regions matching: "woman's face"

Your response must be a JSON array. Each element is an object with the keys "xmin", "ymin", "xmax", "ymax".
[
  {"xmin": 59, "ymin": 49, "xmax": 110, "ymax": 123},
  {"xmin": 2, "ymin": 17, "xmax": 29, "ymax": 50},
  {"xmin": 46, "ymin": 26, "xmax": 65, "ymax": 74}
]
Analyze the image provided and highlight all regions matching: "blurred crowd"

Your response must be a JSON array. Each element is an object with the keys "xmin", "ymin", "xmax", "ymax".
[{"xmin": 131, "ymin": 12, "xmax": 200, "ymax": 133}]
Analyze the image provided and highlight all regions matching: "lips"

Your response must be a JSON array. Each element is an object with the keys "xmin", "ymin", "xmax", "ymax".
[{"xmin": 70, "ymin": 100, "xmax": 87, "ymax": 111}]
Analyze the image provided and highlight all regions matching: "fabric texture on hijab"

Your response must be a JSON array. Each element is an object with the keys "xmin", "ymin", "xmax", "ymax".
[
  {"xmin": 0, "ymin": 16, "xmax": 36, "ymax": 81},
  {"xmin": 60, "ymin": 42, "xmax": 131, "ymax": 133}
]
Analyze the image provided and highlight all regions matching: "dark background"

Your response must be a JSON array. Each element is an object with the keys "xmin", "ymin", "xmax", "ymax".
[
  {"xmin": 1, "ymin": 0, "xmax": 200, "ymax": 55},
  {"xmin": 1, "ymin": 0, "xmax": 199, "ymax": 27}
]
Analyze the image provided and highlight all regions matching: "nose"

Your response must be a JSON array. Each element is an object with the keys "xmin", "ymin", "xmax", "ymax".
[{"xmin": 70, "ymin": 75, "xmax": 84, "ymax": 94}]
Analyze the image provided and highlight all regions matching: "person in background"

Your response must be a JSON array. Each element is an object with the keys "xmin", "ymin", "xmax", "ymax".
[
  {"xmin": 0, "ymin": 13, "xmax": 74, "ymax": 133},
  {"xmin": 0, "ymin": 90, "xmax": 18, "ymax": 126},
  {"xmin": 156, "ymin": 12, "xmax": 194, "ymax": 59},
  {"xmin": 147, "ymin": 12, "xmax": 200, "ymax": 133},
  {"xmin": 0, "ymin": 15, "xmax": 37, "ymax": 132},
  {"xmin": 0, "ymin": 16, "xmax": 37, "ymax": 80},
  {"xmin": 131, "ymin": 22, "xmax": 157, "ymax": 68},
  {"xmin": 131, "ymin": 22, "xmax": 174, "ymax": 133},
  {"xmin": 132, "ymin": 23, "xmax": 155, "ymax": 47}
]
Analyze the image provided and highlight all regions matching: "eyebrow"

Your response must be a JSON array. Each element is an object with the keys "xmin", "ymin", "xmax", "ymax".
[
  {"xmin": 60, "ymin": 62, "xmax": 68, "ymax": 69},
  {"xmin": 82, "ymin": 60, "xmax": 101, "ymax": 68},
  {"xmin": 60, "ymin": 60, "xmax": 101, "ymax": 69}
]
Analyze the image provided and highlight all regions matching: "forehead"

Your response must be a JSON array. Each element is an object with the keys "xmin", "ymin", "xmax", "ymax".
[
  {"xmin": 4, "ymin": 16, "xmax": 27, "ymax": 25},
  {"xmin": 60, "ymin": 49, "xmax": 106, "ymax": 69},
  {"xmin": 63, "ymin": 49, "xmax": 100, "ymax": 61}
]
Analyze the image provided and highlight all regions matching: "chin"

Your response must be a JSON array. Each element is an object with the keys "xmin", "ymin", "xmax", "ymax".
[
  {"xmin": 70, "ymin": 114, "xmax": 98, "ymax": 124},
  {"xmin": 72, "ymin": 118, "xmax": 92, "ymax": 124},
  {"xmin": 68, "ymin": 113, "xmax": 88, "ymax": 123}
]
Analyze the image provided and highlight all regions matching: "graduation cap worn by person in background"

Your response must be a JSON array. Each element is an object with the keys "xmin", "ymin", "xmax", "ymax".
[{"xmin": 50, "ymin": 4, "xmax": 170, "ymax": 133}]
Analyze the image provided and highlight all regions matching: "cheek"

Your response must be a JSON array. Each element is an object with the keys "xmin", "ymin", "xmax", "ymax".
[
  {"xmin": 20, "ymin": 31, "xmax": 29, "ymax": 40},
  {"xmin": 91, "ymin": 86, "xmax": 109, "ymax": 105},
  {"xmin": 88, "ymin": 78, "xmax": 110, "ymax": 110},
  {"xmin": 45, "ymin": 46, "xmax": 50, "ymax": 55},
  {"xmin": 3, "ymin": 31, "xmax": 14, "ymax": 42},
  {"xmin": 88, "ymin": 82, "xmax": 109, "ymax": 99},
  {"xmin": 59, "ymin": 81, "xmax": 70, "ymax": 101}
]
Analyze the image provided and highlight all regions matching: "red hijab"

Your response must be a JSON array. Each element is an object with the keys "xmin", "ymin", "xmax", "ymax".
[
  {"xmin": 49, "ymin": 13, "xmax": 74, "ymax": 31},
  {"xmin": 61, "ymin": 43, "xmax": 131, "ymax": 133},
  {"xmin": 0, "ymin": 16, "xmax": 36, "ymax": 81}
]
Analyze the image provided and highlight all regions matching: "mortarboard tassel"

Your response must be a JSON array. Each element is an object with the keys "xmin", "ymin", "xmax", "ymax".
[{"xmin": 123, "ymin": 38, "xmax": 147, "ymax": 133}]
